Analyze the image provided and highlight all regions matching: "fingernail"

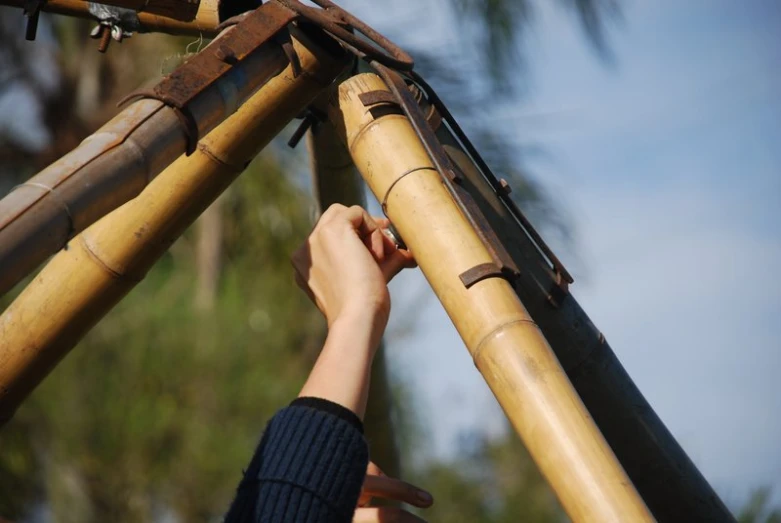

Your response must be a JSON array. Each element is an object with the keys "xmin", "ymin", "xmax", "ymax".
[{"xmin": 416, "ymin": 490, "xmax": 433, "ymax": 504}]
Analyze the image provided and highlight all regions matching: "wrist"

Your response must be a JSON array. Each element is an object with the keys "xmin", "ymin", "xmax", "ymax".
[
  {"xmin": 329, "ymin": 306, "xmax": 387, "ymax": 354},
  {"xmin": 336, "ymin": 304, "xmax": 388, "ymax": 331}
]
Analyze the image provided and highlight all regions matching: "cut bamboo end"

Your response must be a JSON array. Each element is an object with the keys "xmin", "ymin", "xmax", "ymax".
[{"xmin": 328, "ymin": 73, "xmax": 654, "ymax": 523}]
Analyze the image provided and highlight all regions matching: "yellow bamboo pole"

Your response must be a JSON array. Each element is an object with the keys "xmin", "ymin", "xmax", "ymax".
[
  {"xmin": 328, "ymin": 73, "xmax": 655, "ymax": 523},
  {"xmin": 0, "ymin": 27, "xmax": 350, "ymax": 426},
  {"xmin": 0, "ymin": 5, "xmax": 293, "ymax": 297},
  {"xmin": 72, "ymin": 0, "xmax": 204, "ymax": 22},
  {"xmin": 406, "ymin": 83, "xmax": 735, "ymax": 521},
  {"xmin": 1, "ymin": 0, "xmax": 224, "ymax": 36}
]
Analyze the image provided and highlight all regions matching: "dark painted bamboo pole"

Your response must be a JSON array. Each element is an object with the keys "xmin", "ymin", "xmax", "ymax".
[{"xmin": 414, "ymin": 88, "xmax": 736, "ymax": 523}]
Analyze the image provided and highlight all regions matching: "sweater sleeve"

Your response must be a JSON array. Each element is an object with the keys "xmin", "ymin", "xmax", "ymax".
[{"xmin": 224, "ymin": 398, "xmax": 369, "ymax": 523}]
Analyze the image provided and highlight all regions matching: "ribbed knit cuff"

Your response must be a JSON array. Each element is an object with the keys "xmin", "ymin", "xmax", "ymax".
[
  {"xmin": 247, "ymin": 404, "xmax": 368, "ymax": 522},
  {"xmin": 290, "ymin": 397, "xmax": 364, "ymax": 434}
]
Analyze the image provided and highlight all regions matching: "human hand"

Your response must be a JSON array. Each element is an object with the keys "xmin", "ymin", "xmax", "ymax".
[
  {"xmin": 292, "ymin": 204, "xmax": 415, "ymax": 328},
  {"xmin": 354, "ymin": 462, "xmax": 433, "ymax": 523}
]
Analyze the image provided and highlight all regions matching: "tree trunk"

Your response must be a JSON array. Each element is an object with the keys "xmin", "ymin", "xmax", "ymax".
[{"xmin": 195, "ymin": 196, "xmax": 224, "ymax": 312}]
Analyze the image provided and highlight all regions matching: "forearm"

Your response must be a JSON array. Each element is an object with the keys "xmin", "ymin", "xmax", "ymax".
[
  {"xmin": 224, "ymin": 399, "xmax": 368, "ymax": 523},
  {"xmin": 298, "ymin": 310, "xmax": 385, "ymax": 420}
]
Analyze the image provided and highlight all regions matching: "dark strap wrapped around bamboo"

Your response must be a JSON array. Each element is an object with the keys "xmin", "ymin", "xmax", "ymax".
[
  {"xmin": 0, "ymin": 26, "xmax": 350, "ymax": 426},
  {"xmin": 0, "ymin": 2, "xmax": 295, "ymax": 298},
  {"xmin": 328, "ymin": 73, "xmax": 655, "ymax": 523}
]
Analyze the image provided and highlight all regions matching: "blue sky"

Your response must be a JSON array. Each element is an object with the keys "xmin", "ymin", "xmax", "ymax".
[{"xmin": 376, "ymin": 0, "xmax": 781, "ymax": 510}]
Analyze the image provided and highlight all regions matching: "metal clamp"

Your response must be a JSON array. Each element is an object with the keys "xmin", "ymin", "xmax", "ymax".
[
  {"xmin": 23, "ymin": 0, "xmax": 43, "ymax": 40},
  {"xmin": 117, "ymin": 0, "xmax": 297, "ymax": 155}
]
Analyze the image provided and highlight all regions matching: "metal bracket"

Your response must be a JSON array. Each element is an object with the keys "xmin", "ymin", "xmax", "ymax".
[
  {"xmin": 287, "ymin": 106, "xmax": 327, "ymax": 148},
  {"xmin": 460, "ymin": 262, "xmax": 505, "ymax": 288},
  {"xmin": 367, "ymin": 62, "xmax": 520, "ymax": 290},
  {"xmin": 401, "ymin": 70, "xmax": 574, "ymax": 301},
  {"xmin": 359, "ymin": 90, "xmax": 399, "ymax": 108},
  {"xmin": 117, "ymin": 0, "xmax": 297, "ymax": 155},
  {"xmin": 23, "ymin": 0, "xmax": 43, "ymax": 40}
]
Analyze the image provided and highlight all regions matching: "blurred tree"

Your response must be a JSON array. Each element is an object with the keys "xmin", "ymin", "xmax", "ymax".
[
  {"xmin": 412, "ymin": 428, "xmax": 565, "ymax": 522},
  {"xmin": 0, "ymin": 157, "xmax": 323, "ymax": 521},
  {"xmin": 738, "ymin": 488, "xmax": 781, "ymax": 523}
]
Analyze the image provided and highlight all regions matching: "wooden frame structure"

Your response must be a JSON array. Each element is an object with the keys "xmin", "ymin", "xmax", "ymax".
[{"xmin": 0, "ymin": 1, "xmax": 735, "ymax": 521}]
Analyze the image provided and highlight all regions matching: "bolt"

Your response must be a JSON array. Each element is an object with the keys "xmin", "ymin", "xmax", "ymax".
[
  {"xmin": 97, "ymin": 26, "xmax": 111, "ymax": 53},
  {"xmin": 215, "ymin": 44, "xmax": 237, "ymax": 65},
  {"xmin": 499, "ymin": 178, "xmax": 512, "ymax": 194}
]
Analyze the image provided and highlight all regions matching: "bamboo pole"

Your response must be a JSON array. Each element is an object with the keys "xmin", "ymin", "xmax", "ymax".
[
  {"xmin": 405, "ymin": 85, "xmax": 735, "ymax": 521},
  {"xmin": 72, "ymin": 0, "xmax": 204, "ymax": 22},
  {"xmin": 434, "ymin": 132, "xmax": 735, "ymax": 521},
  {"xmin": 0, "ymin": 27, "xmax": 350, "ymax": 426},
  {"xmin": 308, "ymin": 120, "xmax": 365, "ymax": 209},
  {"xmin": 307, "ymin": 119, "xmax": 401, "ymax": 478},
  {"xmin": 328, "ymin": 73, "xmax": 655, "ymax": 523},
  {"xmin": 0, "ymin": 13, "xmax": 291, "ymax": 297},
  {"xmin": 1, "ymin": 0, "xmax": 224, "ymax": 36}
]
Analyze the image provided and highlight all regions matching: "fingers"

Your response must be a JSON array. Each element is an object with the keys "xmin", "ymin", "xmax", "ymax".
[
  {"xmin": 353, "ymin": 507, "xmax": 427, "ymax": 523},
  {"xmin": 340, "ymin": 205, "xmax": 380, "ymax": 240},
  {"xmin": 364, "ymin": 228, "xmax": 386, "ymax": 262},
  {"xmin": 380, "ymin": 249, "xmax": 416, "ymax": 282},
  {"xmin": 304, "ymin": 204, "xmax": 416, "ymax": 286},
  {"xmin": 361, "ymin": 475, "xmax": 434, "ymax": 508},
  {"xmin": 366, "ymin": 461, "xmax": 385, "ymax": 477},
  {"xmin": 321, "ymin": 205, "xmax": 414, "ymax": 270},
  {"xmin": 322, "ymin": 205, "xmax": 386, "ymax": 261},
  {"xmin": 358, "ymin": 462, "xmax": 387, "ymax": 507}
]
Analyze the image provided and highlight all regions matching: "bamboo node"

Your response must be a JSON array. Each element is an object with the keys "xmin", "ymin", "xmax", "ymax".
[
  {"xmin": 18, "ymin": 182, "xmax": 75, "ymax": 238},
  {"xmin": 472, "ymin": 318, "xmax": 540, "ymax": 367},
  {"xmin": 78, "ymin": 235, "xmax": 141, "ymax": 283},
  {"xmin": 380, "ymin": 166, "xmax": 437, "ymax": 212}
]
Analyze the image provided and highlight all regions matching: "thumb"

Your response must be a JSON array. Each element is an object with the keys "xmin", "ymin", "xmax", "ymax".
[{"xmin": 380, "ymin": 248, "xmax": 416, "ymax": 282}]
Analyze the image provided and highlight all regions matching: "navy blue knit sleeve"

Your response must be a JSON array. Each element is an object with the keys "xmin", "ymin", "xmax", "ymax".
[{"xmin": 224, "ymin": 398, "xmax": 369, "ymax": 523}]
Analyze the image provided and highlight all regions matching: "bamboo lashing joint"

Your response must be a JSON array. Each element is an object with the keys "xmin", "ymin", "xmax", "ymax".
[{"xmin": 0, "ymin": 26, "xmax": 351, "ymax": 427}]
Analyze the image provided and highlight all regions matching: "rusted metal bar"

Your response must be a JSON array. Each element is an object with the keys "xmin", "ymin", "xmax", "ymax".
[
  {"xmin": 407, "ymin": 74, "xmax": 735, "ymax": 523},
  {"xmin": 0, "ymin": 1, "xmax": 295, "ymax": 297},
  {"xmin": 0, "ymin": 25, "xmax": 350, "ymax": 426}
]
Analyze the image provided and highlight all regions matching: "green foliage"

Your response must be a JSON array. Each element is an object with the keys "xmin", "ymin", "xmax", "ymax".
[
  {"xmin": 738, "ymin": 488, "xmax": 781, "ymax": 523},
  {"xmin": 0, "ymin": 156, "xmax": 323, "ymax": 521},
  {"xmin": 413, "ymin": 430, "xmax": 565, "ymax": 522}
]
